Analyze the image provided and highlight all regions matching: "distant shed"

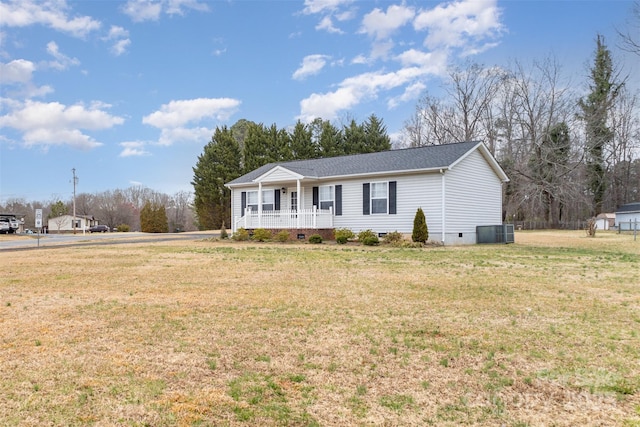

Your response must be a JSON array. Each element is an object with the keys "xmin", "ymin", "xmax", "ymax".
[{"xmin": 595, "ymin": 213, "xmax": 615, "ymax": 230}]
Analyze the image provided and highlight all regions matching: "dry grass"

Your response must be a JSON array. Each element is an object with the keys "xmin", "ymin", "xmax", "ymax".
[{"xmin": 1, "ymin": 230, "xmax": 639, "ymax": 426}]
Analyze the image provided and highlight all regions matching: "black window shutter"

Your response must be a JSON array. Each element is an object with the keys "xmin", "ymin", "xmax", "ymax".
[
  {"xmin": 312, "ymin": 186, "xmax": 319, "ymax": 208},
  {"xmin": 389, "ymin": 181, "xmax": 397, "ymax": 215},
  {"xmin": 335, "ymin": 185, "xmax": 342, "ymax": 216},
  {"xmin": 241, "ymin": 191, "xmax": 246, "ymax": 216},
  {"xmin": 363, "ymin": 183, "xmax": 370, "ymax": 215},
  {"xmin": 274, "ymin": 189, "xmax": 280, "ymax": 211}
]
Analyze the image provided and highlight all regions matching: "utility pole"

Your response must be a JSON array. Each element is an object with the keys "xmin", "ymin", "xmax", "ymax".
[{"xmin": 72, "ymin": 168, "xmax": 78, "ymax": 234}]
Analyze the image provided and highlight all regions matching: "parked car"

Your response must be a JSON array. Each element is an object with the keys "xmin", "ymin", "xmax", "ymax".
[
  {"xmin": 89, "ymin": 224, "xmax": 110, "ymax": 233},
  {"xmin": 0, "ymin": 220, "xmax": 10, "ymax": 234}
]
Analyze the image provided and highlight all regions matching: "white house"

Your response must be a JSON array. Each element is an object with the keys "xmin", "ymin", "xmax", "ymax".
[
  {"xmin": 47, "ymin": 214, "xmax": 98, "ymax": 233},
  {"xmin": 225, "ymin": 141, "xmax": 509, "ymax": 245},
  {"xmin": 616, "ymin": 202, "xmax": 640, "ymax": 231},
  {"xmin": 595, "ymin": 213, "xmax": 615, "ymax": 230}
]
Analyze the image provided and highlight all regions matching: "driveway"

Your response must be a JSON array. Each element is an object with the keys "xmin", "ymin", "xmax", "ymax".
[{"xmin": 0, "ymin": 231, "xmax": 220, "ymax": 251}]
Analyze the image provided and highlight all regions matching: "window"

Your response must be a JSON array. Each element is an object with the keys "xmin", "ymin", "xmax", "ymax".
[
  {"xmin": 262, "ymin": 190, "xmax": 274, "ymax": 211},
  {"xmin": 247, "ymin": 191, "xmax": 258, "ymax": 211},
  {"xmin": 371, "ymin": 182, "xmax": 388, "ymax": 214},
  {"xmin": 246, "ymin": 190, "xmax": 274, "ymax": 211},
  {"xmin": 319, "ymin": 185, "xmax": 334, "ymax": 210}
]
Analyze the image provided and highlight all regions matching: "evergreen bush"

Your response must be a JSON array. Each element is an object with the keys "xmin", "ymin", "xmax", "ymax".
[
  {"xmin": 275, "ymin": 230, "xmax": 290, "ymax": 242},
  {"xmin": 252, "ymin": 228, "xmax": 272, "ymax": 242},
  {"xmin": 357, "ymin": 229, "xmax": 377, "ymax": 242},
  {"xmin": 308, "ymin": 234, "xmax": 323, "ymax": 244},
  {"xmin": 383, "ymin": 231, "xmax": 404, "ymax": 245},
  {"xmin": 362, "ymin": 235, "xmax": 380, "ymax": 246},
  {"xmin": 335, "ymin": 228, "xmax": 355, "ymax": 244},
  {"xmin": 232, "ymin": 228, "xmax": 250, "ymax": 241},
  {"xmin": 412, "ymin": 208, "xmax": 429, "ymax": 243},
  {"xmin": 116, "ymin": 224, "xmax": 130, "ymax": 232}
]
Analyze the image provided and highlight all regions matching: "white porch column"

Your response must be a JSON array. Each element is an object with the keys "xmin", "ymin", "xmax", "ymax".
[
  {"xmin": 258, "ymin": 182, "xmax": 262, "ymax": 228},
  {"xmin": 296, "ymin": 179, "xmax": 301, "ymax": 229}
]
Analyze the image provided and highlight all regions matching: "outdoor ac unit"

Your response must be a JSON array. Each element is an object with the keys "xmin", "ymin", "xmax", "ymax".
[{"xmin": 477, "ymin": 224, "xmax": 515, "ymax": 244}]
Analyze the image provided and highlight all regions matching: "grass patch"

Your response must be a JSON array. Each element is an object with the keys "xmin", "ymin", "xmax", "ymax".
[{"xmin": 0, "ymin": 231, "xmax": 638, "ymax": 425}]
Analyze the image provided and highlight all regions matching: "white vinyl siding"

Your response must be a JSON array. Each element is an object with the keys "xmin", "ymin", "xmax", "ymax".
[{"xmin": 445, "ymin": 149, "xmax": 502, "ymax": 237}]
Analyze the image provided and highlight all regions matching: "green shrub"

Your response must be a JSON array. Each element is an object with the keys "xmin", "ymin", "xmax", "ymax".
[
  {"xmin": 308, "ymin": 234, "xmax": 323, "ymax": 244},
  {"xmin": 383, "ymin": 231, "xmax": 404, "ymax": 245},
  {"xmin": 220, "ymin": 221, "xmax": 228, "ymax": 239},
  {"xmin": 412, "ymin": 208, "xmax": 429, "ymax": 243},
  {"xmin": 357, "ymin": 229, "xmax": 377, "ymax": 242},
  {"xmin": 232, "ymin": 228, "xmax": 250, "ymax": 241},
  {"xmin": 252, "ymin": 228, "xmax": 272, "ymax": 242},
  {"xmin": 335, "ymin": 228, "xmax": 355, "ymax": 244},
  {"xmin": 115, "ymin": 224, "xmax": 130, "ymax": 232},
  {"xmin": 274, "ymin": 230, "xmax": 290, "ymax": 242},
  {"xmin": 362, "ymin": 235, "xmax": 380, "ymax": 246}
]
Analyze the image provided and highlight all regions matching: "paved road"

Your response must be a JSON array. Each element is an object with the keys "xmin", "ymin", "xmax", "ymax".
[{"xmin": 0, "ymin": 231, "xmax": 219, "ymax": 251}]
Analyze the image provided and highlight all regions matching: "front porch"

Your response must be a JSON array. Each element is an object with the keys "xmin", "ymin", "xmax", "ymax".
[{"xmin": 233, "ymin": 207, "xmax": 333, "ymax": 231}]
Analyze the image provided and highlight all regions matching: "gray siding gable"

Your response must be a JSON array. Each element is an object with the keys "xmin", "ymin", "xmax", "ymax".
[{"xmin": 227, "ymin": 141, "xmax": 498, "ymax": 186}]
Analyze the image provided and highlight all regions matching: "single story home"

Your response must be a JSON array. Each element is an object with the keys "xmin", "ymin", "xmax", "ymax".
[
  {"xmin": 595, "ymin": 213, "xmax": 615, "ymax": 230},
  {"xmin": 616, "ymin": 202, "xmax": 640, "ymax": 231},
  {"xmin": 225, "ymin": 141, "xmax": 509, "ymax": 245},
  {"xmin": 47, "ymin": 214, "xmax": 99, "ymax": 233}
]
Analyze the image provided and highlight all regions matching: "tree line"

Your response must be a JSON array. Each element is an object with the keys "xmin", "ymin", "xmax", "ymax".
[
  {"xmin": 400, "ymin": 36, "xmax": 639, "ymax": 227},
  {"xmin": 191, "ymin": 115, "xmax": 392, "ymax": 229},
  {"xmin": 1, "ymin": 186, "xmax": 194, "ymax": 233}
]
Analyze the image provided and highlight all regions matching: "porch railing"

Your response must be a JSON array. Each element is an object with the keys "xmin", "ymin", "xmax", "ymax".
[{"xmin": 234, "ymin": 207, "xmax": 333, "ymax": 231}]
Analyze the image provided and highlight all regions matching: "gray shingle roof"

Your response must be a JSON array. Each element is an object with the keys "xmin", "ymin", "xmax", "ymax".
[
  {"xmin": 227, "ymin": 141, "xmax": 486, "ymax": 186},
  {"xmin": 616, "ymin": 202, "xmax": 640, "ymax": 213}
]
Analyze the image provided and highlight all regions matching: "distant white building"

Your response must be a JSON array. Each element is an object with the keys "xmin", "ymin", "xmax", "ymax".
[
  {"xmin": 47, "ymin": 215, "xmax": 98, "ymax": 233},
  {"xmin": 595, "ymin": 213, "xmax": 615, "ymax": 230},
  {"xmin": 616, "ymin": 202, "xmax": 640, "ymax": 231}
]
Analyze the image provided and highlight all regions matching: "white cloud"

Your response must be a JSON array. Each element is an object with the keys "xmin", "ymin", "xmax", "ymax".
[
  {"xmin": 292, "ymin": 54, "xmax": 330, "ymax": 80},
  {"xmin": 0, "ymin": 0, "xmax": 101, "ymax": 37},
  {"xmin": 122, "ymin": 0, "xmax": 209, "ymax": 22},
  {"xmin": 45, "ymin": 41, "xmax": 80, "ymax": 70},
  {"xmin": 298, "ymin": 67, "xmax": 426, "ymax": 122},
  {"xmin": 302, "ymin": 0, "xmax": 355, "ymax": 34},
  {"xmin": 121, "ymin": 0, "xmax": 162, "ymax": 22},
  {"xmin": 0, "ymin": 100, "xmax": 124, "ymax": 149},
  {"xmin": 360, "ymin": 4, "xmax": 414, "ymax": 40},
  {"xmin": 0, "ymin": 59, "xmax": 35, "ymax": 83},
  {"xmin": 0, "ymin": 59, "xmax": 54, "ymax": 98},
  {"xmin": 302, "ymin": 0, "xmax": 353, "ymax": 15},
  {"xmin": 102, "ymin": 26, "xmax": 131, "ymax": 56},
  {"xmin": 119, "ymin": 141, "xmax": 150, "ymax": 157},
  {"xmin": 143, "ymin": 98, "xmax": 240, "ymax": 128},
  {"xmin": 157, "ymin": 126, "xmax": 213, "ymax": 146},
  {"xmin": 387, "ymin": 81, "xmax": 426, "ymax": 109},
  {"xmin": 315, "ymin": 16, "xmax": 342, "ymax": 34},
  {"xmin": 142, "ymin": 98, "xmax": 240, "ymax": 145},
  {"xmin": 413, "ymin": 0, "xmax": 504, "ymax": 51}
]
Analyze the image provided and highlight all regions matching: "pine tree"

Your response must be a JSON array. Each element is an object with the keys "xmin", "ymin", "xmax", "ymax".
[
  {"xmin": 192, "ymin": 126, "xmax": 241, "ymax": 229},
  {"xmin": 343, "ymin": 119, "xmax": 366, "ymax": 154},
  {"xmin": 290, "ymin": 120, "xmax": 317, "ymax": 159},
  {"xmin": 412, "ymin": 207, "xmax": 429, "ymax": 243},
  {"xmin": 363, "ymin": 114, "xmax": 391, "ymax": 153},
  {"xmin": 578, "ymin": 35, "xmax": 623, "ymax": 215}
]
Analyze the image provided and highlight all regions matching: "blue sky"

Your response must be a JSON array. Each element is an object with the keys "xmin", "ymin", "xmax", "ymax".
[{"xmin": 0, "ymin": 0, "xmax": 637, "ymax": 203}]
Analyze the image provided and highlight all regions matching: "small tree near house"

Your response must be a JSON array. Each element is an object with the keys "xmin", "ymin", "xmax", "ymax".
[{"xmin": 412, "ymin": 207, "xmax": 429, "ymax": 243}]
